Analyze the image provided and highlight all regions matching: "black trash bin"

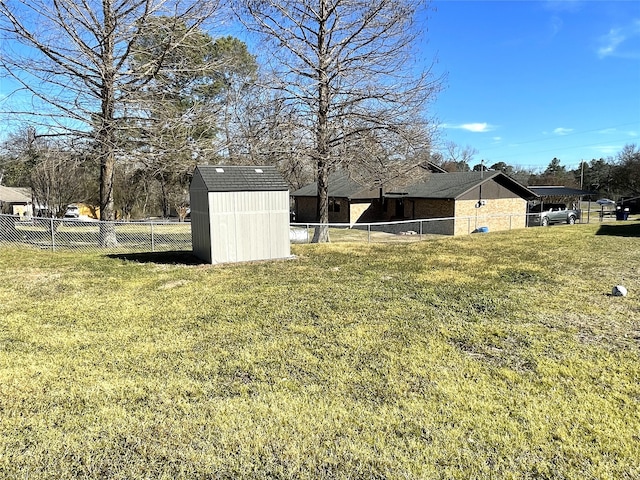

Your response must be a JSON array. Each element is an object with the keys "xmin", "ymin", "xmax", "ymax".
[{"xmin": 616, "ymin": 209, "xmax": 629, "ymax": 221}]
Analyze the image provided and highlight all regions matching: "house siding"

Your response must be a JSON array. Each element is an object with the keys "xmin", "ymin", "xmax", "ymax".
[
  {"xmin": 454, "ymin": 197, "xmax": 527, "ymax": 235},
  {"xmin": 294, "ymin": 197, "xmax": 317, "ymax": 223},
  {"xmin": 458, "ymin": 182, "xmax": 520, "ymax": 201},
  {"xmin": 413, "ymin": 198, "xmax": 455, "ymax": 219},
  {"xmin": 411, "ymin": 199, "xmax": 455, "ymax": 235},
  {"xmin": 294, "ymin": 197, "xmax": 350, "ymax": 224},
  {"xmin": 349, "ymin": 202, "xmax": 372, "ymax": 225}
]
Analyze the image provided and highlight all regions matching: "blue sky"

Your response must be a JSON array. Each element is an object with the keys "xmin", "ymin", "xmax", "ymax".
[
  {"xmin": 1, "ymin": 0, "xmax": 637, "ymax": 174},
  {"xmin": 424, "ymin": 0, "xmax": 640, "ymax": 171}
]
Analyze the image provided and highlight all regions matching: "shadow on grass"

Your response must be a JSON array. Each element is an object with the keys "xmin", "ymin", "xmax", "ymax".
[
  {"xmin": 107, "ymin": 250, "xmax": 205, "ymax": 265},
  {"xmin": 595, "ymin": 222, "xmax": 640, "ymax": 238}
]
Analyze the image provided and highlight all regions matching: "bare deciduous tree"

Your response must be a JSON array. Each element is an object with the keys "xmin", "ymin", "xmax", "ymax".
[
  {"xmin": 432, "ymin": 141, "xmax": 477, "ymax": 172},
  {"xmin": 239, "ymin": 0, "xmax": 441, "ymax": 242},
  {"xmin": 0, "ymin": 0, "xmax": 221, "ymax": 245},
  {"xmin": 613, "ymin": 144, "xmax": 640, "ymax": 196},
  {"xmin": 0, "ymin": 126, "xmax": 40, "ymax": 187},
  {"xmin": 30, "ymin": 148, "xmax": 88, "ymax": 221},
  {"xmin": 232, "ymin": 86, "xmax": 316, "ymax": 189},
  {"xmin": 0, "ymin": 127, "xmax": 89, "ymax": 218}
]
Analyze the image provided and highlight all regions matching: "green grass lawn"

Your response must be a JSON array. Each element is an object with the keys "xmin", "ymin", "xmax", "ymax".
[{"xmin": 1, "ymin": 222, "xmax": 639, "ymax": 479}]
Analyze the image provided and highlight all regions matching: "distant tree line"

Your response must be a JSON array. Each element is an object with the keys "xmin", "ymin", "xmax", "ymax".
[{"xmin": 430, "ymin": 142, "xmax": 640, "ymax": 199}]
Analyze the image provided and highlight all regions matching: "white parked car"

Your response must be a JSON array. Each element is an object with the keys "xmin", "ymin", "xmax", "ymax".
[{"xmin": 65, "ymin": 205, "xmax": 80, "ymax": 218}]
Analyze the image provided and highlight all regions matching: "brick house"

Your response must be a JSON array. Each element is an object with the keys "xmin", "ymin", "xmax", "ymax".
[
  {"xmin": 291, "ymin": 170, "xmax": 538, "ymax": 235},
  {"xmin": 0, "ymin": 185, "xmax": 33, "ymax": 217}
]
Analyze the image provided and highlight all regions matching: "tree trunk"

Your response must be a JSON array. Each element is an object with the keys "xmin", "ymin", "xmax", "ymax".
[
  {"xmin": 312, "ymin": 0, "xmax": 330, "ymax": 243},
  {"xmin": 159, "ymin": 176, "xmax": 171, "ymax": 217},
  {"xmin": 98, "ymin": 0, "xmax": 118, "ymax": 247},
  {"xmin": 312, "ymin": 159, "xmax": 330, "ymax": 242},
  {"xmin": 99, "ymin": 151, "xmax": 118, "ymax": 246}
]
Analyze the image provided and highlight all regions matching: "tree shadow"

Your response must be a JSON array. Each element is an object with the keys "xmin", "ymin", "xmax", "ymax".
[
  {"xmin": 107, "ymin": 250, "xmax": 205, "ymax": 265},
  {"xmin": 595, "ymin": 222, "xmax": 640, "ymax": 238}
]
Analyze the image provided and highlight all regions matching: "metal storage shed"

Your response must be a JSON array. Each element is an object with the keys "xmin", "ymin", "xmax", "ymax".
[{"xmin": 190, "ymin": 165, "xmax": 291, "ymax": 264}]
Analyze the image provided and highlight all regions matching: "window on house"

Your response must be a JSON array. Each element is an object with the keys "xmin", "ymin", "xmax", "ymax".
[{"xmin": 329, "ymin": 198, "xmax": 341, "ymax": 213}]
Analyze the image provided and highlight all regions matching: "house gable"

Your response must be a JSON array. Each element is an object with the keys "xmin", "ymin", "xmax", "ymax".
[{"xmin": 401, "ymin": 171, "xmax": 537, "ymax": 201}]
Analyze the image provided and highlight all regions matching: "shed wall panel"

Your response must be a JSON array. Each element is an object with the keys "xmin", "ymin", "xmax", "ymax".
[
  {"xmin": 190, "ymin": 188, "xmax": 212, "ymax": 263},
  {"xmin": 208, "ymin": 191, "xmax": 290, "ymax": 264}
]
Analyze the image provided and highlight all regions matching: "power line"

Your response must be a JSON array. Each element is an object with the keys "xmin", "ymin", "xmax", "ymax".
[{"xmin": 480, "ymin": 121, "xmax": 639, "ymax": 153}]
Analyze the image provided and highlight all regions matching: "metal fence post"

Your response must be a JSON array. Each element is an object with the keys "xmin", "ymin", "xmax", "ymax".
[
  {"xmin": 150, "ymin": 221, "xmax": 155, "ymax": 252},
  {"xmin": 50, "ymin": 217, "xmax": 55, "ymax": 251}
]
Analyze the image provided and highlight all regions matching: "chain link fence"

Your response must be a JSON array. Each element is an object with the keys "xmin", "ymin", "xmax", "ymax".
[
  {"xmin": 0, "ymin": 215, "xmax": 192, "ymax": 253},
  {"xmin": 0, "ymin": 210, "xmax": 617, "ymax": 253},
  {"xmin": 291, "ymin": 209, "xmax": 618, "ymax": 244},
  {"xmin": 292, "ymin": 215, "xmax": 521, "ymax": 244}
]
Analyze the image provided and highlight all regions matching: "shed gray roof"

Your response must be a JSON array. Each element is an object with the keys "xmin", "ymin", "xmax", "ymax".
[
  {"xmin": 293, "ymin": 170, "xmax": 538, "ymax": 201},
  {"xmin": 193, "ymin": 165, "xmax": 288, "ymax": 192}
]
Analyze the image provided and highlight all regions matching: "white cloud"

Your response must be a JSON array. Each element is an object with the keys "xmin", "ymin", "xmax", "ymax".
[
  {"xmin": 462, "ymin": 123, "xmax": 492, "ymax": 132},
  {"xmin": 593, "ymin": 145, "xmax": 622, "ymax": 156},
  {"xmin": 442, "ymin": 122, "xmax": 495, "ymax": 133},
  {"xmin": 597, "ymin": 20, "xmax": 640, "ymax": 59},
  {"xmin": 597, "ymin": 128, "xmax": 638, "ymax": 137},
  {"xmin": 553, "ymin": 127, "xmax": 573, "ymax": 135},
  {"xmin": 598, "ymin": 28, "xmax": 625, "ymax": 57}
]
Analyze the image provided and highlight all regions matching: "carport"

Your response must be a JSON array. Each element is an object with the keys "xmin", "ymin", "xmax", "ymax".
[{"xmin": 527, "ymin": 186, "xmax": 597, "ymax": 223}]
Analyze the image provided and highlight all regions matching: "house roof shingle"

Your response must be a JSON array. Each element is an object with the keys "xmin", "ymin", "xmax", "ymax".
[
  {"xmin": 292, "ymin": 171, "xmax": 538, "ymax": 201},
  {"xmin": 400, "ymin": 171, "xmax": 538, "ymax": 200},
  {"xmin": 0, "ymin": 185, "xmax": 32, "ymax": 203},
  {"xmin": 291, "ymin": 173, "xmax": 379, "ymax": 199},
  {"xmin": 193, "ymin": 165, "xmax": 289, "ymax": 192}
]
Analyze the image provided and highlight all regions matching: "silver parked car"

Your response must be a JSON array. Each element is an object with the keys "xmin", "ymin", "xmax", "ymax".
[{"xmin": 528, "ymin": 203, "xmax": 580, "ymax": 227}]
